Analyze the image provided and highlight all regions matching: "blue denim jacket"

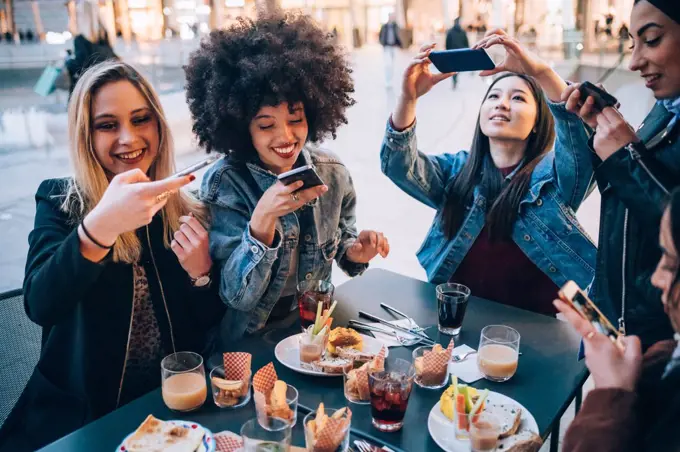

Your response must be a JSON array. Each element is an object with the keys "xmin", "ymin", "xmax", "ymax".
[
  {"xmin": 201, "ymin": 147, "xmax": 367, "ymax": 342},
  {"xmin": 380, "ymin": 101, "xmax": 597, "ymax": 290}
]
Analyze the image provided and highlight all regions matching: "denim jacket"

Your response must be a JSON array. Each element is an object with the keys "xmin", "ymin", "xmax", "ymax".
[
  {"xmin": 380, "ymin": 101, "xmax": 597, "ymax": 290},
  {"xmin": 201, "ymin": 147, "xmax": 367, "ymax": 342}
]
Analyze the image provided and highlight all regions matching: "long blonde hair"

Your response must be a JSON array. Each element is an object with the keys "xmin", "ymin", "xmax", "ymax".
[{"xmin": 62, "ymin": 60, "xmax": 206, "ymax": 263}]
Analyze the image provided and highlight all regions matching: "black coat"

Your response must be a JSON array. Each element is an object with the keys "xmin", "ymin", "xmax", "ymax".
[
  {"xmin": 0, "ymin": 179, "xmax": 225, "ymax": 451},
  {"xmin": 379, "ymin": 22, "xmax": 402, "ymax": 48},
  {"xmin": 445, "ymin": 25, "xmax": 469, "ymax": 50},
  {"xmin": 591, "ymin": 104, "xmax": 680, "ymax": 349}
]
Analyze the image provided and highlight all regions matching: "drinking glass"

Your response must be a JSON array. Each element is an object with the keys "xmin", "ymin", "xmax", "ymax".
[
  {"xmin": 241, "ymin": 417, "xmax": 291, "ymax": 451},
  {"xmin": 436, "ymin": 283, "xmax": 471, "ymax": 335},
  {"xmin": 343, "ymin": 359, "xmax": 371, "ymax": 405},
  {"xmin": 255, "ymin": 383, "xmax": 299, "ymax": 427},
  {"xmin": 161, "ymin": 351, "xmax": 207, "ymax": 412},
  {"xmin": 368, "ymin": 358, "xmax": 415, "ymax": 432},
  {"xmin": 412, "ymin": 345, "xmax": 450, "ymax": 389},
  {"xmin": 470, "ymin": 413, "xmax": 501, "ymax": 452},
  {"xmin": 303, "ymin": 408, "xmax": 351, "ymax": 452},
  {"xmin": 297, "ymin": 280, "xmax": 334, "ymax": 331},
  {"xmin": 477, "ymin": 325, "xmax": 521, "ymax": 382},
  {"xmin": 209, "ymin": 365, "xmax": 251, "ymax": 409}
]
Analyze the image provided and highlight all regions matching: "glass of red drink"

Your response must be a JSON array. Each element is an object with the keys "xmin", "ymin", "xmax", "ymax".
[
  {"xmin": 297, "ymin": 280, "xmax": 334, "ymax": 330},
  {"xmin": 368, "ymin": 358, "xmax": 415, "ymax": 432}
]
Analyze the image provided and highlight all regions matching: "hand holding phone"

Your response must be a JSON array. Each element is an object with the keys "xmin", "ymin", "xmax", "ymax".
[
  {"xmin": 578, "ymin": 82, "xmax": 618, "ymax": 111},
  {"xmin": 558, "ymin": 281, "xmax": 624, "ymax": 351},
  {"xmin": 277, "ymin": 165, "xmax": 325, "ymax": 192}
]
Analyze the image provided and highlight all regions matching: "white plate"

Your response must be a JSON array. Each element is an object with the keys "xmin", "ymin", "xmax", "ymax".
[
  {"xmin": 117, "ymin": 420, "xmax": 215, "ymax": 452},
  {"xmin": 274, "ymin": 332, "xmax": 389, "ymax": 377},
  {"xmin": 427, "ymin": 392, "xmax": 539, "ymax": 452}
]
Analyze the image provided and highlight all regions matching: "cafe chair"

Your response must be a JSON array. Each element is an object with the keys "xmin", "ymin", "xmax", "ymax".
[{"xmin": 0, "ymin": 289, "xmax": 41, "ymax": 429}]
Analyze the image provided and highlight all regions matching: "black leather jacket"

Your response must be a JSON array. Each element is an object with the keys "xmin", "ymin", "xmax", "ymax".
[{"xmin": 590, "ymin": 103, "xmax": 679, "ymax": 349}]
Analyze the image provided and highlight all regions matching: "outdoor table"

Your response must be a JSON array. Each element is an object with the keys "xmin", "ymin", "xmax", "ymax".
[{"xmin": 40, "ymin": 269, "xmax": 587, "ymax": 452}]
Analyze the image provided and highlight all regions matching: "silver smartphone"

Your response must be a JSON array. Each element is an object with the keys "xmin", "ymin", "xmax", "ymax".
[{"xmin": 172, "ymin": 154, "xmax": 222, "ymax": 178}]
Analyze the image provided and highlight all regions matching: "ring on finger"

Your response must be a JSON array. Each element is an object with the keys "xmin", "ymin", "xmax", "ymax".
[
  {"xmin": 156, "ymin": 191, "xmax": 170, "ymax": 203},
  {"xmin": 585, "ymin": 331, "xmax": 595, "ymax": 340},
  {"xmin": 291, "ymin": 192, "xmax": 300, "ymax": 202}
]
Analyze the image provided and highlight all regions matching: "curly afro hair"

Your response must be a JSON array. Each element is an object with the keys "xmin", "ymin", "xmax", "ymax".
[{"xmin": 184, "ymin": 11, "xmax": 356, "ymax": 158}]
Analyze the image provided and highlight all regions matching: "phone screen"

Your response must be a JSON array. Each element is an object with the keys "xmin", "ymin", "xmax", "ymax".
[{"xmin": 571, "ymin": 290, "xmax": 621, "ymax": 340}]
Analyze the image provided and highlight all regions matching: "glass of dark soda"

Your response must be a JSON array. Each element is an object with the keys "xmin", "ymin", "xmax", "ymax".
[
  {"xmin": 436, "ymin": 283, "xmax": 471, "ymax": 335},
  {"xmin": 368, "ymin": 358, "xmax": 415, "ymax": 432},
  {"xmin": 296, "ymin": 280, "xmax": 334, "ymax": 331}
]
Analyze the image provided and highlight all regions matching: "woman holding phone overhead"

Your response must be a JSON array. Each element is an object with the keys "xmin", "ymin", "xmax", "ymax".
[
  {"xmin": 0, "ymin": 61, "xmax": 224, "ymax": 451},
  {"xmin": 185, "ymin": 11, "xmax": 389, "ymax": 342},
  {"xmin": 560, "ymin": 0, "xmax": 680, "ymax": 349},
  {"xmin": 380, "ymin": 31, "xmax": 596, "ymax": 316}
]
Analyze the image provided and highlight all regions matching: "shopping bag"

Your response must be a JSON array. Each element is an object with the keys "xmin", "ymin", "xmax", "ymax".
[{"xmin": 34, "ymin": 64, "xmax": 62, "ymax": 97}]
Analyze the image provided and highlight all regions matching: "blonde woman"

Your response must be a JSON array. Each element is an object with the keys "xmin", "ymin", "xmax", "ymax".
[{"xmin": 0, "ymin": 61, "xmax": 224, "ymax": 451}]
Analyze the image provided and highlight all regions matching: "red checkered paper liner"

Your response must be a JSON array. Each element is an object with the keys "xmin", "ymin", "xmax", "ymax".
[
  {"xmin": 355, "ymin": 346, "xmax": 387, "ymax": 400},
  {"xmin": 423, "ymin": 339, "xmax": 455, "ymax": 375},
  {"xmin": 222, "ymin": 352, "xmax": 252, "ymax": 381},
  {"xmin": 253, "ymin": 362, "xmax": 278, "ymax": 395},
  {"xmin": 214, "ymin": 431, "xmax": 243, "ymax": 452},
  {"xmin": 313, "ymin": 409, "xmax": 352, "ymax": 452}
]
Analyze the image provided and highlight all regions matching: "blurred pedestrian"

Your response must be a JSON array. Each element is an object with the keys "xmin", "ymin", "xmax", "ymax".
[
  {"xmin": 379, "ymin": 13, "xmax": 402, "ymax": 88},
  {"xmin": 445, "ymin": 18, "xmax": 469, "ymax": 89}
]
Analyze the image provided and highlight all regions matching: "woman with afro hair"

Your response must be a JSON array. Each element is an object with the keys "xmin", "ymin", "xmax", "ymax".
[{"xmin": 185, "ymin": 11, "xmax": 390, "ymax": 341}]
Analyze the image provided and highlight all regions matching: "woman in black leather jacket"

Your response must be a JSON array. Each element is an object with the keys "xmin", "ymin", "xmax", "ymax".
[{"xmin": 563, "ymin": 0, "xmax": 680, "ymax": 349}]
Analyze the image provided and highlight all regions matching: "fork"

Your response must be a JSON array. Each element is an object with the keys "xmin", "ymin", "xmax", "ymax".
[
  {"xmin": 354, "ymin": 439, "xmax": 395, "ymax": 452},
  {"xmin": 348, "ymin": 320, "xmax": 433, "ymax": 346},
  {"xmin": 380, "ymin": 303, "xmax": 428, "ymax": 334},
  {"xmin": 451, "ymin": 350, "xmax": 477, "ymax": 362}
]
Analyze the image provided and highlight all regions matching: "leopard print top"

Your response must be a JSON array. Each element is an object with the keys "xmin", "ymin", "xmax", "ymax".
[{"xmin": 118, "ymin": 263, "xmax": 164, "ymax": 406}]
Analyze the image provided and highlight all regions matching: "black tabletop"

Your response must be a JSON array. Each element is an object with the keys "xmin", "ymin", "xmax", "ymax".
[{"xmin": 40, "ymin": 269, "xmax": 587, "ymax": 452}]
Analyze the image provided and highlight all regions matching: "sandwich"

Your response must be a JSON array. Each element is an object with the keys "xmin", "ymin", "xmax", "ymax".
[
  {"xmin": 312, "ymin": 356, "xmax": 352, "ymax": 374},
  {"xmin": 499, "ymin": 431, "xmax": 543, "ymax": 452}
]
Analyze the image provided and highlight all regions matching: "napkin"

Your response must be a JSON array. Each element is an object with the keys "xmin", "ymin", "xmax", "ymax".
[
  {"xmin": 448, "ymin": 344, "xmax": 484, "ymax": 384},
  {"xmin": 214, "ymin": 431, "xmax": 243, "ymax": 452},
  {"xmin": 366, "ymin": 319, "xmax": 422, "ymax": 347}
]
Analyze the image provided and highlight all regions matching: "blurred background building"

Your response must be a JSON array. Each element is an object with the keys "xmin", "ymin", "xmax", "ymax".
[{"xmin": 0, "ymin": 0, "xmax": 636, "ymax": 53}]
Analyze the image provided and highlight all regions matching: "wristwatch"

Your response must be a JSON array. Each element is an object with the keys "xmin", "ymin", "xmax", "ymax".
[{"xmin": 191, "ymin": 272, "xmax": 212, "ymax": 288}]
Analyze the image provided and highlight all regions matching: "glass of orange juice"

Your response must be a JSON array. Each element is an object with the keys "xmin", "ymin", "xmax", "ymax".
[
  {"xmin": 161, "ymin": 351, "xmax": 207, "ymax": 412},
  {"xmin": 477, "ymin": 325, "xmax": 520, "ymax": 382}
]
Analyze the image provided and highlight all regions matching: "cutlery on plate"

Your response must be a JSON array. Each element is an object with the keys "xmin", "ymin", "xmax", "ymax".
[{"xmin": 354, "ymin": 439, "xmax": 395, "ymax": 452}]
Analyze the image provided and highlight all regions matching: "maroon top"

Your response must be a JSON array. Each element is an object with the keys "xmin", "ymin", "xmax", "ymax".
[{"xmin": 450, "ymin": 164, "xmax": 558, "ymax": 316}]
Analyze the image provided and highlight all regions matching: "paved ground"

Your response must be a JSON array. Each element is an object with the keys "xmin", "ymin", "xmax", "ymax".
[{"xmin": 0, "ymin": 45, "xmax": 655, "ymax": 450}]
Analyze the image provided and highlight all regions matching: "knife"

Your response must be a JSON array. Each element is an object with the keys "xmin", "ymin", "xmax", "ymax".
[
  {"xmin": 358, "ymin": 311, "xmax": 434, "ymax": 341},
  {"xmin": 349, "ymin": 320, "xmax": 436, "ymax": 346}
]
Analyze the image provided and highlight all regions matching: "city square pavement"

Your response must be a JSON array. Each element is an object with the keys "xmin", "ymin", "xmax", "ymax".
[{"xmin": 0, "ymin": 45, "xmax": 655, "ymax": 450}]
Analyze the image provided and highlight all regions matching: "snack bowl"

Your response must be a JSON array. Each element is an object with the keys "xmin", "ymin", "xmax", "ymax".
[
  {"xmin": 210, "ymin": 365, "xmax": 251, "ymax": 409},
  {"xmin": 255, "ymin": 382, "xmax": 299, "ymax": 427},
  {"xmin": 304, "ymin": 406, "xmax": 351, "ymax": 452}
]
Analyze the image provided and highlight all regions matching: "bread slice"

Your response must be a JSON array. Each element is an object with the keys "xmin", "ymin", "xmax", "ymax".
[
  {"xmin": 312, "ymin": 357, "xmax": 352, "ymax": 374},
  {"xmin": 485, "ymin": 404, "xmax": 522, "ymax": 438},
  {"xmin": 327, "ymin": 328, "xmax": 363, "ymax": 354},
  {"xmin": 499, "ymin": 430, "xmax": 543, "ymax": 452}
]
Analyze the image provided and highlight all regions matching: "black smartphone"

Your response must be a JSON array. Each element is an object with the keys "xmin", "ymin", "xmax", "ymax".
[
  {"xmin": 558, "ymin": 281, "xmax": 624, "ymax": 349},
  {"xmin": 428, "ymin": 48, "xmax": 496, "ymax": 73},
  {"xmin": 277, "ymin": 165, "xmax": 325, "ymax": 191},
  {"xmin": 579, "ymin": 82, "xmax": 618, "ymax": 110}
]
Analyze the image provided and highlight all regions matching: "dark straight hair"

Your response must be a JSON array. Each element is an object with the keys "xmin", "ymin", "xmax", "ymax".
[{"xmin": 441, "ymin": 73, "xmax": 556, "ymax": 241}]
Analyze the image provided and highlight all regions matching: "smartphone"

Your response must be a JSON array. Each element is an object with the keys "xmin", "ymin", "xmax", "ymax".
[
  {"xmin": 579, "ymin": 82, "xmax": 618, "ymax": 111},
  {"xmin": 428, "ymin": 48, "xmax": 496, "ymax": 73},
  {"xmin": 558, "ymin": 281, "xmax": 624, "ymax": 349},
  {"xmin": 172, "ymin": 154, "xmax": 222, "ymax": 179},
  {"xmin": 277, "ymin": 165, "xmax": 325, "ymax": 191}
]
